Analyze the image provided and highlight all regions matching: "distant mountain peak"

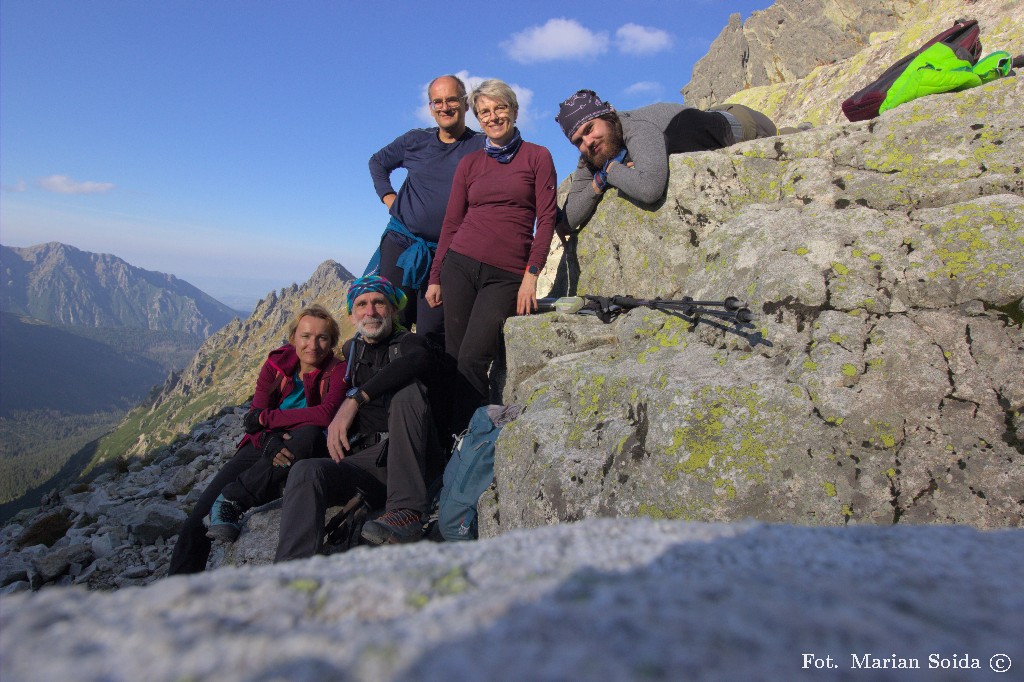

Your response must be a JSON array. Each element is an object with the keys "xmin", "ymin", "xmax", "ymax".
[{"xmin": 1, "ymin": 241, "xmax": 239, "ymax": 339}]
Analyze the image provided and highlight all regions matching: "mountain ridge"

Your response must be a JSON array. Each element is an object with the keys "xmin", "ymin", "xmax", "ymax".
[
  {"xmin": 1, "ymin": 242, "xmax": 240, "ymax": 338},
  {"xmin": 0, "ymin": 241, "xmax": 244, "ymax": 512}
]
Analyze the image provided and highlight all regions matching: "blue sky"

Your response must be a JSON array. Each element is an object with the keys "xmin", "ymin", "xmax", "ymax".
[{"xmin": 1, "ymin": 0, "xmax": 771, "ymax": 310}]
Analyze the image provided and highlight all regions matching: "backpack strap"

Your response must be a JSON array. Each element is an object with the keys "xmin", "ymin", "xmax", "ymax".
[{"xmin": 315, "ymin": 355, "xmax": 343, "ymax": 399}]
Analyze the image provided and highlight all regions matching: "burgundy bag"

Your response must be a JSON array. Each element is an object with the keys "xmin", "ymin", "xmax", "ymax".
[{"xmin": 842, "ymin": 19, "xmax": 982, "ymax": 122}]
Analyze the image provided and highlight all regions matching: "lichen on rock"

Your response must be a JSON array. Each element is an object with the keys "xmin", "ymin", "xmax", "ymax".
[{"xmin": 499, "ymin": 71, "xmax": 1023, "ymax": 537}]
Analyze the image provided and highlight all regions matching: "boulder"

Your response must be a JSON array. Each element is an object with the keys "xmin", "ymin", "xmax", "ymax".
[
  {"xmin": 0, "ymin": 554, "xmax": 30, "ymax": 588},
  {"xmin": 30, "ymin": 543, "xmax": 95, "ymax": 584},
  {"xmin": 127, "ymin": 504, "xmax": 186, "ymax": 545},
  {"xmin": 0, "ymin": 520, "xmax": 1021, "ymax": 680},
  {"xmin": 511, "ymin": 76, "xmax": 1023, "ymax": 536},
  {"xmin": 15, "ymin": 510, "xmax": 71, "ymax": 549},
  {"xmin": 162, "ymin": 467, "xmax": 196, "ymax": 497}
]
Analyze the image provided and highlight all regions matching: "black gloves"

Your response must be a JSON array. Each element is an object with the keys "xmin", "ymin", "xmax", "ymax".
[{"xmin": 243, "ymin": 408, "xmax": 264, "ymax": 434}]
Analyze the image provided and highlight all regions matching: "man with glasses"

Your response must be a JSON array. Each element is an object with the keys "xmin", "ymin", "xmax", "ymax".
[{"xmin": 366, "ymin": 74, "xmax": 484, "ymax": 347}]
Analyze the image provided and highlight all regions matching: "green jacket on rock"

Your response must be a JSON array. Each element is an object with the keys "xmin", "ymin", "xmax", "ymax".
[{"xmin": 879, "ymin": 44, "xmax": 1012, "ymax": 115}]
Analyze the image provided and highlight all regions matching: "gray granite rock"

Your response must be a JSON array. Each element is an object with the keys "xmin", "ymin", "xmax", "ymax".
[
  {"xmin": 162, "ymin": 466, "xmax": 196, "ymax": 496},
  {"xmin": 30, "ymin": 543, "xmax": 94, "ymax": 584},
  {"xmin": 1, "ymin": 519, "xmax": 1021, "ymax": 681},
  {"xmin": 682, "ymin": 0, "xmax": 913, "ymax": 109},
  {"xmin": 516, "ymin": 75, "xmax": 1024, "ymax": 536},
  {"xmin": 127, "ymin": 502, "xmax": 187, "ymax": 545},
  {"xmin": 0, "ymin": 554, "xmax": 29, "ymax": 588}
]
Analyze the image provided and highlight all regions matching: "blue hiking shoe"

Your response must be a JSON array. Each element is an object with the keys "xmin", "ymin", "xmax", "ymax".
[
  {"xmin": 207, "ymin": 494, "xmax": 243, "ymax": 542},
  {"xmin": 361, "ymin": 508, "xmax": 423, "ymax": 545}
]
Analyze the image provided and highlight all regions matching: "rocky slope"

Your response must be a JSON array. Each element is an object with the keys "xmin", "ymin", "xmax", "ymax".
[
  {"xmin": 683, "ymin": 0, "xmax": 1024, "ymax": 128},
  {"xmin": 682, "ymin": 0, "xmax": 916, "ymax": 110},
  {"xmin": 0, "ymin": 407, "xmax": 246, "ymax": 591},
  {"xmin": 1, "ymin": 242, "xmax": 238, "ymax": 338},
  {"xmin": 0, "ymin": 258, "xmax": 356, "ymax": 591}
]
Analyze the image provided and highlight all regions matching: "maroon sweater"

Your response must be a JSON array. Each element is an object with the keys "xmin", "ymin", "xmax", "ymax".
[{"xmin": 429, "ymin": 142, "xmax": 558, "ymax": 284}]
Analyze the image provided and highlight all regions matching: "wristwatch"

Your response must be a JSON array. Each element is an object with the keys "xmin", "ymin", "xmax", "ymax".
[
  {"xmin": 346, "ymin": 387, "xmax": 368, "ymax": 406},
  {"xmin": 527, "ymin": 264, "xmax": 540, "ymax": 275}
]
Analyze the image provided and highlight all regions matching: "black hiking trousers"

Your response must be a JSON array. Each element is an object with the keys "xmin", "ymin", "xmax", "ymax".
[
  {"xmin": 220, "ymin": 425, "xmax": 328, "ymax": 509},
  {"xmin": 439, "ymin": 250, "xmax": 520, "ymax": 433},
  {"xmin": 167, "ymin": 424, "xmax": 326, "ymax": 575},
  {"xmin": 274, "ymin": 380, "xmax": 438, "ymax": 562}
]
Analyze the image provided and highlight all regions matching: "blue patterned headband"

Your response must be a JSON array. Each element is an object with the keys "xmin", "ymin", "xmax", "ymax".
[
  {"xmin": 346, "ymin": 275, "xmax": 408, "ymax": 314},
  {"xmin": 556, "ymin": 89, "xmax": 614, "ymax": 140}
]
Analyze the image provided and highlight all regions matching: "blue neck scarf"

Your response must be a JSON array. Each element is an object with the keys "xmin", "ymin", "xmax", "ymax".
[{"xmin": 485, "ymin": 128, "xmax": 523, "ymax": 164}]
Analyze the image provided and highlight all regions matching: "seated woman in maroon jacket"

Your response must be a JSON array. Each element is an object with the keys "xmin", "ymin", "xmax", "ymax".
[
  {"xmin": 168, "ymin": 304, "xmax": 347, "ymax": 574},
  {"xmin": 425, "ymin": 79, "xmax": 557, "ymax": 432}
]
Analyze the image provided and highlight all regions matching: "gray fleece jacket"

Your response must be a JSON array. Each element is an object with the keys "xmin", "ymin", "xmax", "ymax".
[{"xmin": 563, "ymin": 102, "xmax": 689, "ymax": 231}]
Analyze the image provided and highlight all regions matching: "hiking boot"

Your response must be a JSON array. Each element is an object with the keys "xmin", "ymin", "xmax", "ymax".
[
  {"xmin": 361, "ymin": 508, "xmax": 423, "ymax": 545},
  {"xmin": 207, "ymin": 494, "xmax": 243, "ymax": 542}
]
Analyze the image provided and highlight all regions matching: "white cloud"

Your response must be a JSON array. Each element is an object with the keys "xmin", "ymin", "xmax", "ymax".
[
  {"xmin": 615, "ymin": 23, "xmax": 673, "ymax": 55},
  {"xmin": 1, "ymin": 179, "xmax": 27, "ymax": 193},
  {"xmin": 38, "ymin": 175, "xmax": 115, "ymax": 195},
  {"xmin": 501, "ymin": 18, "xmax": 608, "ymax": 64},
  {"xmin": 623, "ymin": 81, "xmax": 663, "ymax": 97}
]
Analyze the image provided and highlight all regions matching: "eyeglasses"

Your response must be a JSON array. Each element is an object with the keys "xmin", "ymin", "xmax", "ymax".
[
  {"xmin": 476, "ymin": 104, "xmax": 509, "ymax": 122},
  {"xmin": 430, "ymin": 97, "xmax": 464, "ymax": 110}
]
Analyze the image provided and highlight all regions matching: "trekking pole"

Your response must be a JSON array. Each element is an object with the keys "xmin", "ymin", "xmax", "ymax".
[
  {"xmin": 536, "ymin": 295, "xmax": 754, "ymax": 324},
  {"xmin": 536, "ymin": 296, "xmax": 585, "ymax": 314},
  {"xmin": 629, "ymin": 297, "xmax": 754, "ymax": 324},
  {"xmin": 323, "ymin": 489, "xmax": 367, "ymax": 544},
  {"xmin": 609, "ymin": 296, "xmax": 753, "ymax": 324}
]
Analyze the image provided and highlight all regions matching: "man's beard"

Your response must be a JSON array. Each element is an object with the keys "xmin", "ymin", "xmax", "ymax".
[
  {"xmin": 357, "ymin": 314, "xmax": 393, "ymax": 342},
  {"xmin": 584, "ymin": 128, "xmax": 625, "ymax": 170}
]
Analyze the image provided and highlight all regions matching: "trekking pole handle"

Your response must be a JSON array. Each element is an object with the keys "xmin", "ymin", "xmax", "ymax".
[
  {"xmin": 536, "ymin": 297, "xmax": 557, "ymax": 313},
  {"xmin": 674, "ymin": 296, "xmax": 743, "ymax": 311},
  {"xmin": 610, "ymin": 295, "xmax": 647, "ymax": 309}
]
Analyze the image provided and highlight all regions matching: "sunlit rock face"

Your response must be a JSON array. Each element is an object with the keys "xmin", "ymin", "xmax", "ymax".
[{"xmin": 506, "ymin": 75, "xmax": 1023, "ymax": 535}]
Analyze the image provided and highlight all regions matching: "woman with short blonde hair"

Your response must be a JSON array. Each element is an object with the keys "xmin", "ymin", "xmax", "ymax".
[{"xmin": 426, "ymin": 78, "xmax": 558, "ymax": 432}]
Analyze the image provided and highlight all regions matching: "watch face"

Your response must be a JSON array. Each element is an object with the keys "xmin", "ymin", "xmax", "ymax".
[{"xmin": 528, "ymin": 265, "xmax": 540, "ymax": 275}]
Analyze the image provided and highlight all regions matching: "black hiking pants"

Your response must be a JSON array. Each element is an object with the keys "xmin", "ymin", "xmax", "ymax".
[
  {"xmin": 439, "ymin": 250, "xmax": 519, "ymax": 433},
  {"xmin": 167, "ymin": 424, "xmax": 326, "ymax": 575},
  {"xmin": 663, "ymin": 108, "xmax": 734, "ymax": 153},
  {"xmin": 220, "ymin": 424, "xmax": 327, "ymax": 509},
  {"xmin": 664, "ymin": 105, "xmax": 777, "ymax": 154},
  {"xmin": 274, "ymin": 381, "xmax": 438, "ymax": 562}
]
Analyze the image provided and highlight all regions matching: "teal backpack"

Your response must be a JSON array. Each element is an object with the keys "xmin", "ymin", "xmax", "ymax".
[{"xmin": 438, "ymin": 404, "xmax": 520, "ymax": 541}]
